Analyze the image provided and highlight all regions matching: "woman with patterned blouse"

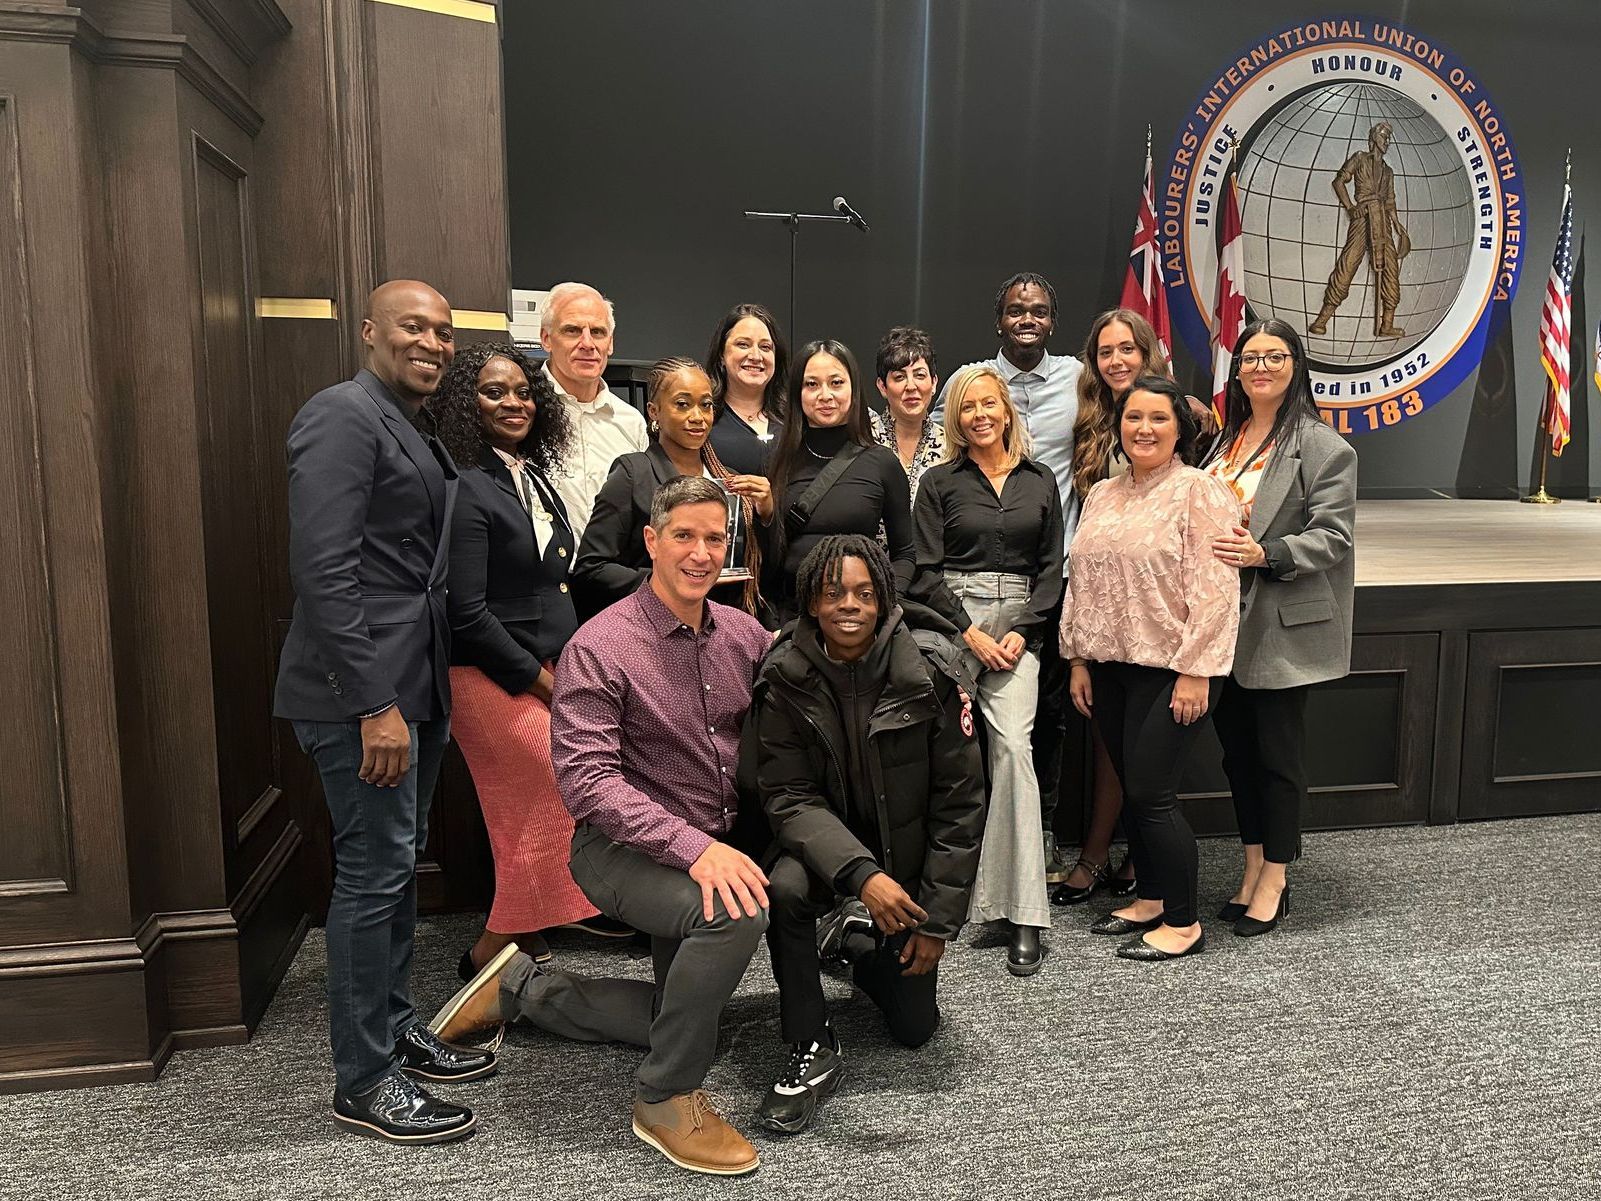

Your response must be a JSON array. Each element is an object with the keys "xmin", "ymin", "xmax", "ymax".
[
  {"xmin": 1060, "ymin": 375, "xmax": 1241, "ymax": 961},
  {"xmin": 868, "ymin": 326, "xmax": 946, "ymax": 500}
]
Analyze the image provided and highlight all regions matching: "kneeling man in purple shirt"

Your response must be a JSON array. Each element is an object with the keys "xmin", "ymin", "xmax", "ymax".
[{"xmin": 429, "ymin": 475, "xmax": 773, "ymax": 1176}]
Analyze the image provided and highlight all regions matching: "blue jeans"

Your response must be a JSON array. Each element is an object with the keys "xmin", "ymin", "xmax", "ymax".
[{"xmin": 293, "ymin": 716, "xmax": 450, "ymax": 1093}]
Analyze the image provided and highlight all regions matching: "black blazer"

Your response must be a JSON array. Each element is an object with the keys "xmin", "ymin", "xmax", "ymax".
[
  {"xmin": 273, "ymin": 369, "xmax": 458, "ymax": 722},
  {"xmin": 447, "ymin": 447, "xmax": 579, "ymax": 694},
  {"xmin": 570, "ymin": 442, "xmax": 675, "ymax": 617}
]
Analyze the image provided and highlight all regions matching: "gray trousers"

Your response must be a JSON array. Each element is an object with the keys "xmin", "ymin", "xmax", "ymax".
[
  {"xmin": 946, "ymin": 572, "xmax": 1051, "ymax": 929},
  {"xmin": 499, "ymin": 823, "xmax": 768, "ymax": 1102}
]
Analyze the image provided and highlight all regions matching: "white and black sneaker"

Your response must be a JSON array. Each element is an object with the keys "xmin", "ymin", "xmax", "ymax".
[
  {"xmin": 816, "ymin": 900, "xmax": 874, "ymax": 964},
  {"xmin": 756, "ymin": 1036, "xmax": 844, "ymax": 1134}
]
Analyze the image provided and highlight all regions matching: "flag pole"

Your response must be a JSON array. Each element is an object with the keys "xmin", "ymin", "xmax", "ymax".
[{"xmin": 1523, "ymin": 150, "xmax": 1569, "ymax": 505}]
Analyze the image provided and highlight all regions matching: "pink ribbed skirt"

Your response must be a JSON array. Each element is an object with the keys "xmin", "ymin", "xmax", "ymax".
[{"xmin": 449, "ymin": 666, "xmax": 597, "ymax": 933}]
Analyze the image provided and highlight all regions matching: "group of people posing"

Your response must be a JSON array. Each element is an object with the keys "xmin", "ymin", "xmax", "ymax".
[{"xmin": 272, "ymin": 271, "xmax": 1358, "ymax": 1175}]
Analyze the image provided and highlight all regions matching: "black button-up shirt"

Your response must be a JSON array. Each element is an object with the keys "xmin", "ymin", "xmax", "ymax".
[{"xmin": 912, "ymin": 454, "xmax": 1064, "ymax": 640}]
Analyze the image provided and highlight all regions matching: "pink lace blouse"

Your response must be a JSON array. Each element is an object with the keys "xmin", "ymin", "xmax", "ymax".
[{"xmin": 1060, "ymin": 455, "xmax": 1242, "ymax": 678}]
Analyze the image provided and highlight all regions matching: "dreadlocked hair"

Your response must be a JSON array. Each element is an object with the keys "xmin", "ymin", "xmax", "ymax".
[
  {"xmin": 794, "ymin": 534, "xmax": 896, "ymax": 627},
  {"xmin": 424, "ymin": 342, "xmax": 572, "ymax": 474},
  {"xmin": 648, "ymin": 355, "xmax": 766, "ymax": 617},
  {"xmin": 993, "ymin": 271, "xmax": 1059, "ymax": 321}
]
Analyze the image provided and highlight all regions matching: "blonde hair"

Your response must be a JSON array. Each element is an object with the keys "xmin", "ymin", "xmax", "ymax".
[{"xmin": 941, "ymin": 364, "xmax": 1030, "ymax": 471}]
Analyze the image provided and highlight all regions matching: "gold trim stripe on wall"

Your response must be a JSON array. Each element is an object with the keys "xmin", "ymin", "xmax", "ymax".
[
  {"xmin": 258, "ymin": 297, "xmax": 337, "ymax": 319},
  {"xmin": 368, "ymin": 0, "xmax": 497, "ymax": 24},
  {"xmin": 454, "ymin": 310, "xmax": 511, "ymax": 331}
]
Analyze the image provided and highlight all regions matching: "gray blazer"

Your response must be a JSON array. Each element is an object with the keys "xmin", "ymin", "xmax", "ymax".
[{"xmin": 1227, "ymin": 413, "xmax": 1357, "ymax": 690}]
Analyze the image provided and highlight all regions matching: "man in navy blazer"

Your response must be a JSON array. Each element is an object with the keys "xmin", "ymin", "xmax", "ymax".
[{"xmin": 275, "ymin": 280, "xmax": 490, "ymax": 1144}]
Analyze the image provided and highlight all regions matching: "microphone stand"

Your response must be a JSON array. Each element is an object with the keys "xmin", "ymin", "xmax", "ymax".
[{"xmin": 742, "ymin": 208, "xmax": 856, "ymax": 347}]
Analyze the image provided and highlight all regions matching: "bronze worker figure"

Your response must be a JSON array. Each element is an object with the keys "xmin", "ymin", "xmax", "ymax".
[{"xmin": 1308, "ymin": 121, "xmax": 1411, "ymax": 338}]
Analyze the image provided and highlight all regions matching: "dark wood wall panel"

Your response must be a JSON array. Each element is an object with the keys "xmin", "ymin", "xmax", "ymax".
[
  {"xmin": 0, "ymin": 97, "xmax": 71, "ymax": 893},
  {"xmin": 1461, "ymin": 628, "xmax": 1601, "ymax": 819},
  {"xmin": 367, "ymin": 2, "xmax": 509, "ymax": 313},
  {"xmin": 1181, "ymin": 634, "xmax": 1438, "ymax": 836}
]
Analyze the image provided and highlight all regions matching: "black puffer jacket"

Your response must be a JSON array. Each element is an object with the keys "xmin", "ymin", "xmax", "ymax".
[{"xmin": 743, "ymin": 602, "xmax": 986, "ymax": 940}]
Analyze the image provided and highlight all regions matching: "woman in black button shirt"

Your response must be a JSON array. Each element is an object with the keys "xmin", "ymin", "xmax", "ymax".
[
  {"xmin": 573, "ymin": 356, "xmax": 773, "ymax": 617},
  {"xmin": 914, "ymin": 363, "xmax": 1063, "ymax": 976},
  {"xmin": 764, "ymin": 339, "xmax": 915, "ymax": 621},
  {"xmin": 704, "ymin": 302, "xmax": 788, "ymax": 475}
]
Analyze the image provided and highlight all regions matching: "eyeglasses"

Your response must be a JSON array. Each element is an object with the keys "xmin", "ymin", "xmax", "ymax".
[{"xmin": 1239, "ymin": 351, "xmax": 1291, "ymax": 370}]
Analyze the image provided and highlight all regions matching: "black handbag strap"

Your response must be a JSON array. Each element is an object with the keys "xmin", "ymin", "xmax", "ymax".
[{"xmin": 785, "ymin": 441, "xmax": 866, "ymax": 537}]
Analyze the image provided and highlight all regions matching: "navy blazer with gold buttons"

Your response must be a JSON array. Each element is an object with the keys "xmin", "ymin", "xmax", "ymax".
[{"xmin": 273, "ymin": 369, "xmax": 458, "ymax": 722}]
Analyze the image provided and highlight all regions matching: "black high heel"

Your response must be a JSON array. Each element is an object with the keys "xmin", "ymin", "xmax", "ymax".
[
  {"xmin": 1234, "ymin": 884, "xmax": 1290, "ymax": 937},
  {"xmin": 1216, "ymin": 900, "xmax": 1249, "ymax": 922},
  {"xmin": 1108, "ymin": 855, "xmax": 1137, "ymax": 898}
]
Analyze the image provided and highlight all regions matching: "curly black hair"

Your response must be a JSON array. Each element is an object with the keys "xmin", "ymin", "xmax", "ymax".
[
  {"xmin": 424, "ymin": 342, "xmax": 572, "ymax": 473},
  {"xmin": 795, "ymin": 534, "xmax": 897, "ymax": 629},
  {"xmin": 993, "ymin": 271, "xmax": 1059, "ymax": 321}
]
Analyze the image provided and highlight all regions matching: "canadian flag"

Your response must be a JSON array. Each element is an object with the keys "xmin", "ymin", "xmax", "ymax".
[
  {"xmin": 1209, "ymin": 168, "xmax": 1247, "ymax": 425},
  {"xmin": 1118, "ymin": 147, "xmax": 1173, "ymax": 364}
]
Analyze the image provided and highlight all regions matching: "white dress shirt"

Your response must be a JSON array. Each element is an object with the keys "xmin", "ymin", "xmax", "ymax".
[{"xmin": 542, "ymin": 363, "xmax": 649, "ymax": 544}]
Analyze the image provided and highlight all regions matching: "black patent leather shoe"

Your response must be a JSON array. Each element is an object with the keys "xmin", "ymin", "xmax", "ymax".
[
  {"xmin": 1116, "ymin": 931, "xmax": 1207, "ymax": 961},
  {"xmin": 1050, "ymin": 859, "xmax": 1110, "ymax": 906},
  {"xmin": 1089, "ymin": 912, "xmax": 1162, "ymax": 936},
  {"xmin": 1006, "ymin": 924, "xmax": 1044, "ymax": 976},
  {"xmin": 333, "ymin": 1071, "xmax": 476, "ymax": 1144},
  {"xmin": 1107, "ymin": 856, "xmax": 1138, "ymax": 898},
  {"xmin": 396, "ymin": 1023, "xmax": 497, "ymax": 1084}
]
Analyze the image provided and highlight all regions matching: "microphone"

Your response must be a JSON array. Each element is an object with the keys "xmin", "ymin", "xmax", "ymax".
[{"xmin": 833, "ymin": 195, "xmax": 870, "ymax": 232}]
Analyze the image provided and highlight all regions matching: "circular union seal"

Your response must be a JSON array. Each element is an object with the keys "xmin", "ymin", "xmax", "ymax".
[{"xmin": 1160, "ymin": 17, "xmax": 1524, "ymax": 434}]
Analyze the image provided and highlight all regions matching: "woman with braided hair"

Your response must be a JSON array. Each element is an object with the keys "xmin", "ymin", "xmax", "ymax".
[
  {"xmin": 572, "ymin": 357, "xmax": 774, "ymax": 618},
  {"xmin": 424, "ymin": 342, "xmax": 599, "ymax": 976}
]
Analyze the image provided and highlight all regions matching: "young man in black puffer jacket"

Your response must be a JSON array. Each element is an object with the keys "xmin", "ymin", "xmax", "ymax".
[{"xmin": 741, "ymin": 534, "xmax": 986, "ymax": 1136}]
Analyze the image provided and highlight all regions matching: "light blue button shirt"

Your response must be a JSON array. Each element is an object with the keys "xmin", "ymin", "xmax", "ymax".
[{"xmin": 935, "ymin": 349, "xmax": 1083, "ymax": 565}]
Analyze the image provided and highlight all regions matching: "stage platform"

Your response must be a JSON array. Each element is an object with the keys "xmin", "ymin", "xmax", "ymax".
[{"xmin": 1157, "ymin": 499, "xmax": 1601, "ymax": 840}]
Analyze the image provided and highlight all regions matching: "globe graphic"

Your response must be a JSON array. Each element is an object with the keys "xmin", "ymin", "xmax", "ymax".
[{"xmin": 1237, "ymin": 82, "xmax": 1474, "ymax": 368}]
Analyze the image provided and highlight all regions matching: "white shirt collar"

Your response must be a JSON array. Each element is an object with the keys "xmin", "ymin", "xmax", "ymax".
[{"xmin": 541, "ymin": 362, "xmax": 614, "ymax": 414}]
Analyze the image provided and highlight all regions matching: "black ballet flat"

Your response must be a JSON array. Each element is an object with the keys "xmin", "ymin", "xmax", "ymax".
[
  {"xmin": 1089, "ymin": 912, "xmax": 1162, "ymax": 936},
  {"xmin": 1116, "ymin": 931, "xmax": 1207, "ymax": 961},
  {"xmin": 1216, "ymin": 900, "xmax": 1249, "ymax": 923},
  {"xmin": 1107, "ymin": 855, "xmax": 1137, "ymax": 898},
  {"xmin": 1234, "ymin": 885, "xmax": 1291, "ymax": 938}
]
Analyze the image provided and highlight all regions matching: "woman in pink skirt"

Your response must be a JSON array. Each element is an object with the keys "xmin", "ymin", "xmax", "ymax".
[{"xmin": 428, "ymin": 343, "xmax": 600, "ymax": 972}]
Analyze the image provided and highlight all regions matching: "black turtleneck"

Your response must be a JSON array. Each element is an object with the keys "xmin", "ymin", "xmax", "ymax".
[{"xmin": 769, "ymin": 423, "xmax": 915, "ymax": 603}]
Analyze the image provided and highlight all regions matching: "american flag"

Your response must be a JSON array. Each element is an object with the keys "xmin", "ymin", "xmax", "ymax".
[
  {"xmin": 1209, "ymin": 163, "xmax": 1247, "ymax": 424},
  {"xmin": 1538, "ymin": 181, "xmax": 1574, "ymax": 455},
  {"xmin": 1118, "ymin": 145, "xmax": 1173, "ymax": 363}
]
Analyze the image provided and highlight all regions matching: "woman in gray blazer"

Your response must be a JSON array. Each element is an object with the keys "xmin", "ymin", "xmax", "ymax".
[{"xmin": 1203, "ymin": 319, "xmax": 1357, "ymax": 937}]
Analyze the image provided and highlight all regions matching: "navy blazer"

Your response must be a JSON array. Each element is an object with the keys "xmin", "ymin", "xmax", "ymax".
[
  {"xmin": 273, "ymin": 369, "xmax": 458, "ymax": 722},
  {"xmin": 448, "ymin": 447, "xmax": 579, "ymax": 694}
]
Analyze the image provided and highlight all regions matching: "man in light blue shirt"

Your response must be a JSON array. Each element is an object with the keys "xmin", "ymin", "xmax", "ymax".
[{"xmin": 933, "ymin": 272, "xmax": 1082, "ymax": 884}]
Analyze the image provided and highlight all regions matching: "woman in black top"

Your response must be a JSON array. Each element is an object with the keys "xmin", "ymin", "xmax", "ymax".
[
  {"xmin": 573, "ymin": 356, "xmax": 773, "ymax": 617},
  {"xmin": 765, "ymin": 339, "xmax": 915, "ymax": 620},
  {"xmin": 704, "ymin": 302, "xmax": 788, "ymax": 475},
  {"xmin": 914, "ymin": 363, "xmax": 1063, "ymax": 977},
  {"xmin": 426, "ymin": 343, "xmax": 600, "ymax": 972}
]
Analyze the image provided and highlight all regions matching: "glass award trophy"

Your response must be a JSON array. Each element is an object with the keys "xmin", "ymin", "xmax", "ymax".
[{"xmin": 716, "ymin": 479, "xmax": 753, "ymax": 582}]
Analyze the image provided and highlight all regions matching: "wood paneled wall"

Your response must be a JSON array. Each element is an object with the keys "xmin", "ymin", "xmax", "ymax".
[{"xmin": 0, "ymin": 0, "xmax": 511, "ymax": 1092}]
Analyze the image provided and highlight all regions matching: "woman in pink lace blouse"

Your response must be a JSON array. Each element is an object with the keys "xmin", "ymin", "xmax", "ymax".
[{"xmin": 1060, "ymin": 375, "xmax": 1241, "ymax": 961}]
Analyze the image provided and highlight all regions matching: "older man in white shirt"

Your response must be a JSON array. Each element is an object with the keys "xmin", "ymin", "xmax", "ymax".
[{"xmin": 541, "ymin": 281, "xmax": 648, "ymax": 542}]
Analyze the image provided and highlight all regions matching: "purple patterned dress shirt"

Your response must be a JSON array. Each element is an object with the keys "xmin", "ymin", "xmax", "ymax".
[{"xmin": 551, "ymin": 583, "xmax": 772, "ymax": 870}]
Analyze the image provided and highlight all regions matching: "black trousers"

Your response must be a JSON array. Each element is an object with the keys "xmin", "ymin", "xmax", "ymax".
[
  {"xmin": 1090, "ymin": 662, "xmax": 1222, "ymax": 928},
  {"xmin": 1213, "ymin": 677, "xmax": 1309, "ymax": 864},
  {"xmin": 1034, "ymin": 592, "xmax": 1073, "ymax": 833},
  {"xmin": 766, "ymin": 855, "xmax": 940, "ymax": 1049}
]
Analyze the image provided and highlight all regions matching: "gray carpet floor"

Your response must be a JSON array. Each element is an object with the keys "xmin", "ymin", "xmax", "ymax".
[{"xmin": 12, "ymin": 815, "xmax": 1601, "ymax": 1200}]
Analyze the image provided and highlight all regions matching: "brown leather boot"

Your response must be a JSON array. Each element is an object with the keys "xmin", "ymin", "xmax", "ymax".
[
  {"xmin": 633, "ymin": 1091, "xmax": 760, "ymax": 1175},
  {"xmin": 1307, "ymin": 304, "xmax": 1336, "ymax": 334},
  {"xmin": 429, "ymin": 942, "xmax": 519, "ymax": 1044}
]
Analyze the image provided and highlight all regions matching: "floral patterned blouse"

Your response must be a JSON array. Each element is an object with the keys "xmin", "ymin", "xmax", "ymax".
[
  {"xmin": 1060, "ymin": 454, "xmax": 1242, "ymax": 678},
  {"xmin": 870, "ymin": 409, "xmax": 947, "ymax": 501},
  {"xmin": 1206, "ymin": 429, "xmax": 1275, "ymax": 522}
]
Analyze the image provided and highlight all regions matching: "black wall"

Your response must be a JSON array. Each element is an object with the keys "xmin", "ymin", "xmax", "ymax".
[{"xmin": 506, "ymin": 0, "xmax": 1600, "ymax": 497}]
